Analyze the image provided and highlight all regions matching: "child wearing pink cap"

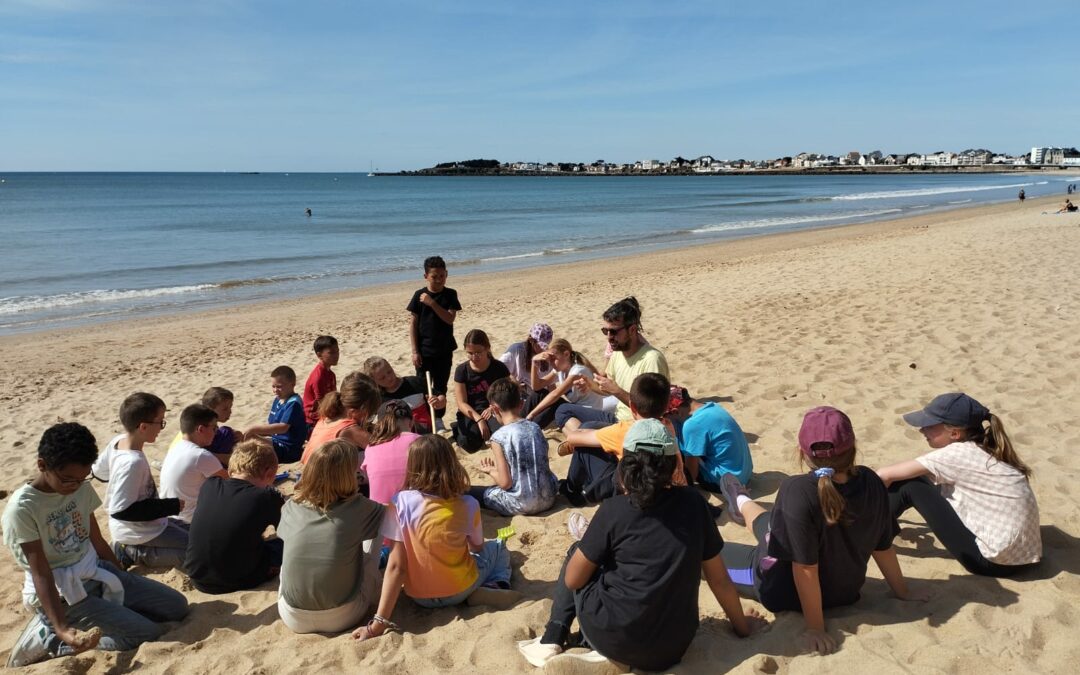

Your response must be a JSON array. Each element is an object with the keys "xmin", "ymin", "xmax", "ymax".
[{"xmin": 719, "ymin": 406, "xmax": 925, "ymax": 655}]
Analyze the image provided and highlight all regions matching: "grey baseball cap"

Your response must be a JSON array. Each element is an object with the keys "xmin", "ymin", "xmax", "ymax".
[{"xmin": 902, "ymin": 393, "xmax": 990, "ymax": 428}]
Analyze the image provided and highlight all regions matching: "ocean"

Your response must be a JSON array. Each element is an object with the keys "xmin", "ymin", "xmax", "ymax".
[{"xmin": 1, "ymin": 172, "xmax": 1075, "ymax": 334}]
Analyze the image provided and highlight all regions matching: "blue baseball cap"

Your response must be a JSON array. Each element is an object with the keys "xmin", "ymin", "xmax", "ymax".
[{"xmin": 902, "ymin": 393, "xmax": 990, "ymax": 429}]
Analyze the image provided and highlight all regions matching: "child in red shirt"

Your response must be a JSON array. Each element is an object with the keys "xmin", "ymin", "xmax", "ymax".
[{"xmin": 303, "ymin": 335, "xmax": 339, "ymax": 429}]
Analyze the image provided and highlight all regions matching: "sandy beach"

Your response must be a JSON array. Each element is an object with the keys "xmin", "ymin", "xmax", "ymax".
[{"xmin": 1, "ymin": 195, "xmax": 1079, "ymax": 674}]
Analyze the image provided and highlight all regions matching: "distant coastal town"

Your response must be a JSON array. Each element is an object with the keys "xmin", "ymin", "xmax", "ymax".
[{"xmin": 397, "ymin": 146, "xmax": 1080, "ymax": 176}]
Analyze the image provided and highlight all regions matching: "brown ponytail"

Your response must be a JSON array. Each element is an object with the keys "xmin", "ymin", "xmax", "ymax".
[
  {"xmin": 317, "ymin": 391, "xmax": 346, "ymax": 420},
  {"xmin": 964, "ymin": 414, "xmax": 1031, "ymax": 478},
  {"xmin": 549, "ymin": 338, "xmax": 601, "ymax": 376},
  {"xmin": 797, "ymin": 444, "xmax": 858, "ymax": 526}
]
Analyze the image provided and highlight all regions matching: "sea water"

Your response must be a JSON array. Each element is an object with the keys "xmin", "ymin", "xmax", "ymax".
[{"xmin": 0, "ymin": 172, "xmax": 1075, "ymax": 334}]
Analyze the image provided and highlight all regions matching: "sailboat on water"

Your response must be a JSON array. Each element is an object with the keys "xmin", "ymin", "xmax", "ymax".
[{"xmin": 367, "ymin": 161, "xmax": 375, "ymax": 177}]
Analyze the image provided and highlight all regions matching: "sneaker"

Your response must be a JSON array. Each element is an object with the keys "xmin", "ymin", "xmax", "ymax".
[
  {"xmin": 558, "ymin": 480, "xmax": 587, "ymax": 508},
  {"xmin": 6, "ymin": 614, "xmax": 54, "ymax": 668},
  {"xmin": 517, "ymin": 637, "xmax": 563, "ymax": 668},
  {"xmin": 112, "ymin": 542, "xmax": 136, "ymax": 569},
  {"xmin": 720, "ymin": 473, "xmax": 750, "ymax": 527},
  {"xmin": 567, "ymin": 512, "xmax": 590, "ymax": 542},
  {"xmin": 434, "ymin": 418, "xmax": 446, "ymax": 433}
]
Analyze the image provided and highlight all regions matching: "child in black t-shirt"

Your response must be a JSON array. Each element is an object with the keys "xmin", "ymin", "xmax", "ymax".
[
  {"xmin": 362, "ymin": 356, "xmax": 443, "ymax": 434},
  {"xmin": 452, "ymin": 329, "xmax": 511, "ymax": 453},
  {"xmin": 407, "ymin": 256, "xmax": 461, "ymax": 431},
  {"xmin": 720, "ymin": 406, "xmax": 926, "ymax": 655},
  {"xmin": 184, "ymin": 440, "xmax": 285, "ymax": 594},
  {"xmin": 519, "ymin": 419, "xmax": 764, "ymax": 671}
]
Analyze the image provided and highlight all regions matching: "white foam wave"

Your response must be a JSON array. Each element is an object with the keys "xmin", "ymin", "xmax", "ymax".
[
  {"xmin": 948, "ymin": 199, "xmax": 972, "ymax": 204},
  {"xmin": 0, "ymin": 284, "xmax": 216, "ymax": 316},
  {"xmin": 832, "ymin": 182, "xmax": 1034, "ymax": 201},
  {"xmin": 479, "ymin": 251, "xmax": 546, "ymax": 263},
  {"xmin": 691, "ymin": 209, "xmax": 903, "ymax": 234}
]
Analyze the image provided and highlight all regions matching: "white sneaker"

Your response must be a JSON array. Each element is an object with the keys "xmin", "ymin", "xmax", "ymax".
[
  {"xmin": 6, "ymin": 614, "xmax": 54, "ymax": 668},
  {"xmin": 517, "ymin": 637, "xmax": 563, "ymax": 667}
]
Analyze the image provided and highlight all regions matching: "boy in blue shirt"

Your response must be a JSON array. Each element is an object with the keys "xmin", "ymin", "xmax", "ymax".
[
  {"xmin": 245, "ymin": 366, "xmax": 306, "ymax": 463},
  {"xmin": 666, "ymin": 386, "xmax": 753, "ymax": 520}
]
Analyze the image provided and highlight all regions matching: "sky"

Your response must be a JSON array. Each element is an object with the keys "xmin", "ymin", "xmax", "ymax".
[{"xmin": 1, "ymin": 1, "xmax": 1076, "ymax": 172}]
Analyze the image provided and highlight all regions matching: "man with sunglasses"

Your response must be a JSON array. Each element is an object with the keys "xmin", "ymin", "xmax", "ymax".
[{"xmin": 556, "ymin": 296, "xmax": 669, "ymax": 432}]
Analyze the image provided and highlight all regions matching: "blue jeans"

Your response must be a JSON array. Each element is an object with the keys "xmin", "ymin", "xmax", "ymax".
[
  {"xmin": 113, "ymin": 518, "xmax": 189, "ymax": 571},
  {"xmin": 44, "ymin": 561, "xmax": 189, "ymax": 653},
  {"xmin": 556, "ymin": 404, "xmax": 616, "ymax": 430},
  {"xmin": 413, "ymin": 540, "xmax": 512, "ymax": 608}
]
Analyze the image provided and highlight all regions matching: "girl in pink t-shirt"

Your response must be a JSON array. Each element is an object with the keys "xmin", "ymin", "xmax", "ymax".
[
  {"xmin": 352, "ymin": 435, "xmax": 516, "ymax": 641},
  {"xmin": 361, "ymin": 400, "xmax": 420, "ymax": 505}
]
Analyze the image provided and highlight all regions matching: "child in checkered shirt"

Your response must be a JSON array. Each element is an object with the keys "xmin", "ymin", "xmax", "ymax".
[{"xmin": 877, "ymin": 392, "xmax": 1041, "ymax": 577}]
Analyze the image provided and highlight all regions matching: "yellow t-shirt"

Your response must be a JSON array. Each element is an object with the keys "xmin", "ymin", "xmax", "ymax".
[{"xmin": 605, "ymin": 345, "xmax": 669, "ymax": 421}]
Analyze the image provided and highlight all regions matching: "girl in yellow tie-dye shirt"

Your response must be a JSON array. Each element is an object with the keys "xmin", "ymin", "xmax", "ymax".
[{"xmin": 353, "ymin": 435, "xmax": 514, "ymax": 641}]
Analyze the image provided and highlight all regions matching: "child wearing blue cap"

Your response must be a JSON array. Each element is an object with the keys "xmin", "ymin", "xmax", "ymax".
[
  {"xmin": 877, "ymin": 392, "xmax": 1041, "ymax": 576},
  {"xmin": 518, "ymin": 418, "xmax": 765, "ymax": 671}
]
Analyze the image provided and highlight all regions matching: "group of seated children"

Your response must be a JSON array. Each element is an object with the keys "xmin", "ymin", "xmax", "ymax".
[{"xmin": 1, "ymin": 254, "xmax": 1043, "ymax": 670}]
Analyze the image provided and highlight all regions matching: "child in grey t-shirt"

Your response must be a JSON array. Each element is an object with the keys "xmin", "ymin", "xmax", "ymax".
[{"xmin": 468, "ymin": 378, "xmax": 557, "ymax": 516}]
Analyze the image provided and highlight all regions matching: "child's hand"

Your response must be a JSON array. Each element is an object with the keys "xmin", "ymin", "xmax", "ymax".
[
  {"xmin": 419, "ymin": 292, "xmax": 434, "ymax": 307},
  {"xmin": 56, "ymin": 626, "xmax": 100, "ymax": 653},
  {"xmin": 800, "ymin": 628, "xmax": 837, "ymax": 655},
  {"xmin": 429, "ymin": 394, "xmax": 446, "ymax": 409},
  {"xmin": 412, "ymin": 352, "xmax": 423, "ymax": 368},
  {"xmin": 480, "ymin": 457, "xmax": 497, "ymax": 475},
  {"xmin": 479, "ymin": 406, "xmax": 495, "ymax": 421},
  {"xmin": 895, "ymin": 582, "xmax": 931, "ymax": 602},
  {"xmin": 734, "ymin": 607, "xmax": 769, "ymax": 637}
]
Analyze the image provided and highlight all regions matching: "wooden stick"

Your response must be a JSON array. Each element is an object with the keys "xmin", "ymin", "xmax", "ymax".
[{"xmin": 424, "ymin": 371, "xmax": 438, "ymax": 431}]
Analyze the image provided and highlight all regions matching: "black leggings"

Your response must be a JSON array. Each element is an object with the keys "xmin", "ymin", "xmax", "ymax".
[
  {"xmin": 889, "ymin": 478, "xmax": 1031, "ymax": 577},
  {"xmin": 415, "ymin": 352, "xmax": 452, "ymax": 420},
  {"xmin": 454, "ymin": 413, "xmax": 502, "ymax": 453},
  {"xmin": 541, "ymin": 543, "xmax": 588, "ymax": 647}
]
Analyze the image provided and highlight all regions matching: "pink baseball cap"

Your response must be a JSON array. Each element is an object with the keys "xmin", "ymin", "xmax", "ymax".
[{"xmin": 798, "ymin": 406, "xmax": 855, "ymax": 458}]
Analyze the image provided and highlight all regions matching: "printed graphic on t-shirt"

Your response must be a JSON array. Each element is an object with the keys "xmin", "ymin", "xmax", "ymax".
[{"xmin": 46, "ymin": 501, "xmax": 90, "ymax": 555}]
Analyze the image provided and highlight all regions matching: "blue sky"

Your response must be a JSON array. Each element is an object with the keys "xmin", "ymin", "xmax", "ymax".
[{"xmin": 1, "ymin": 1, "xmax": 1075, "ymax": 171}]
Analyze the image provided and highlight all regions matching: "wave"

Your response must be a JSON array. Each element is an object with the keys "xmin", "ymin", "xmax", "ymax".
[
  {"xmin": 0, "ymin": 284, "xmax": 216, "ymax": 316},
  {"xmin": 832, "ymin": 182, "xmax": 1035, "ymax": 201},
  {"xmin": 690, "ymin": 209, "xmax": 903, "ymax": 234},
  {"xmin": 948, "ymin": 199, "xmax": 972, "ymax": 204}
]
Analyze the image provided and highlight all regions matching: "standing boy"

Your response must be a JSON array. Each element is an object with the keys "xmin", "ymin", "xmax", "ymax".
[
  {"xmin": 184, "ymin": 440, "xmax": 285, "ymax": 594},
  {"xmin": 2, "ymin": 423, "xmax": 188, "ymax": 667},
  {"xmin": 246, "ymin": 366, "xmax": 307, "ymax": 464},
  {"xmin": 303, "ymin": 335, "xmax": 339, "ymax": 430},
  {"xmin": 407, "ymin": 256, "xmax": 461, "ymax": 432},
  {"xmin": 93, "ymin": 392, "xmax": 188, "ymax": 570},
  {"xmin": 160, "ymin": 404, "xmax": 229, "ymax": 524}
]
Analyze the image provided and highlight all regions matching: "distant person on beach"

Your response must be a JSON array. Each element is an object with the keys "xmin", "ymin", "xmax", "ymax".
[
  {"xmin": 408, "ymin": 256, "xmax": 461, "ymax": 433},
  {"xmin": 303, "ymin": 335, "xmax": 339, "ymax": 430},
  {"xmin": 184, "ymin": 440, "xmax": 285, "ymax": 595},
  {"xmin": 558, "ymin": 372, "xmax": 684, "ymax": 506},
  {"xmin": 877, "ymin": 393, "xmax": 1041, "ymax": 576},
  {"xmin": 466, "ymin": 378, "xmax": 558, "ymax": 516},
  {"xmin": 363, "ymin": 356, "xmax": 443, "ymax": 433},
  {"xmin": 452, "ymin": 329, "xmax": 511, "ymax": 452},
  {"xmin": 301, "ymin": 372, "xmax": 381, "ymax": 464},
  {"xmin": 361, "ymin": 400, "xmax": 420, "ymax": 505},
  {"xmin": 353, "ymin": 435, "xmax": 517, "ymax": 641},
  {"xmin": 664, "ymin": 385, "xmax": 753, "ymax": 501},
  {"xmin": 1057, "ymin": 199, "xmax": 1077, "ymax": 213},
  {"xmin": 245, "ymin": 366, "xmax": 306, "ymax": 464},
  {"xmin": 160, "ymin": 404, "xmax": 228, "ymax": 524},
  {"xmin": 518, "ymin": 419, "xmax": 765, "ymax": 670},
  {"xmin": 1018, "ymin": 189, "xmax": 1025, "ymax": 203},
  {"xmin": 720, "ymin": 407, "xmax": 925, "ymax": 656},
  {"xmin": 277, "ymin": 440, "xmax": 385, "ymax": 634},
  {"xmin": 2, "ymin": 423, "xmax": 188, "ymax": 668},
  {"xmin": 526, "ymin": 338, "xmax": 615, "ymax": 430},
  {"xmin": 499, "ymin": 322, "xmax": 554, "ymax": 421},
  {"xmin": 93, "ymin": 393, "xmax": 188, "ymax": 570}
]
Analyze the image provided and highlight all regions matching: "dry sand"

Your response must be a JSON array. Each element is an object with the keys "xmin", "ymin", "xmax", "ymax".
[{"xmin": 1, "ymin": 196, "xmax": 1079, "ymax": 673}]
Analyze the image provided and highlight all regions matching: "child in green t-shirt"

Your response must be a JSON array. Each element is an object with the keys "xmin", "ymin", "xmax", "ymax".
[{"xmin": 2, "ymin": 423, "xmax": 189, "ymax": 668}]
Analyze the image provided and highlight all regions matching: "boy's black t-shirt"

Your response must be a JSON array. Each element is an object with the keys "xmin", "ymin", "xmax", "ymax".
[
  {"xmin": 184, "ymin": 477, "xmax": 285, "ymax": 594},
  {"xmin": 576, "ymin": 487, "xmax": 723, "ymax": 672},
  {"xmin": 383, "ymin": 375, "xmax": 427, "ymax": 406},
  {"xmin": 756, "ymin": 467, "xmax": 896, "ymax": 612},
  {"xmin": 407, "ymin": 286, "xmax": 462, "ymax": 356},
  {"xmin": 453, "ymin": 359, "xmax": 511, "ymax": 412}
]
